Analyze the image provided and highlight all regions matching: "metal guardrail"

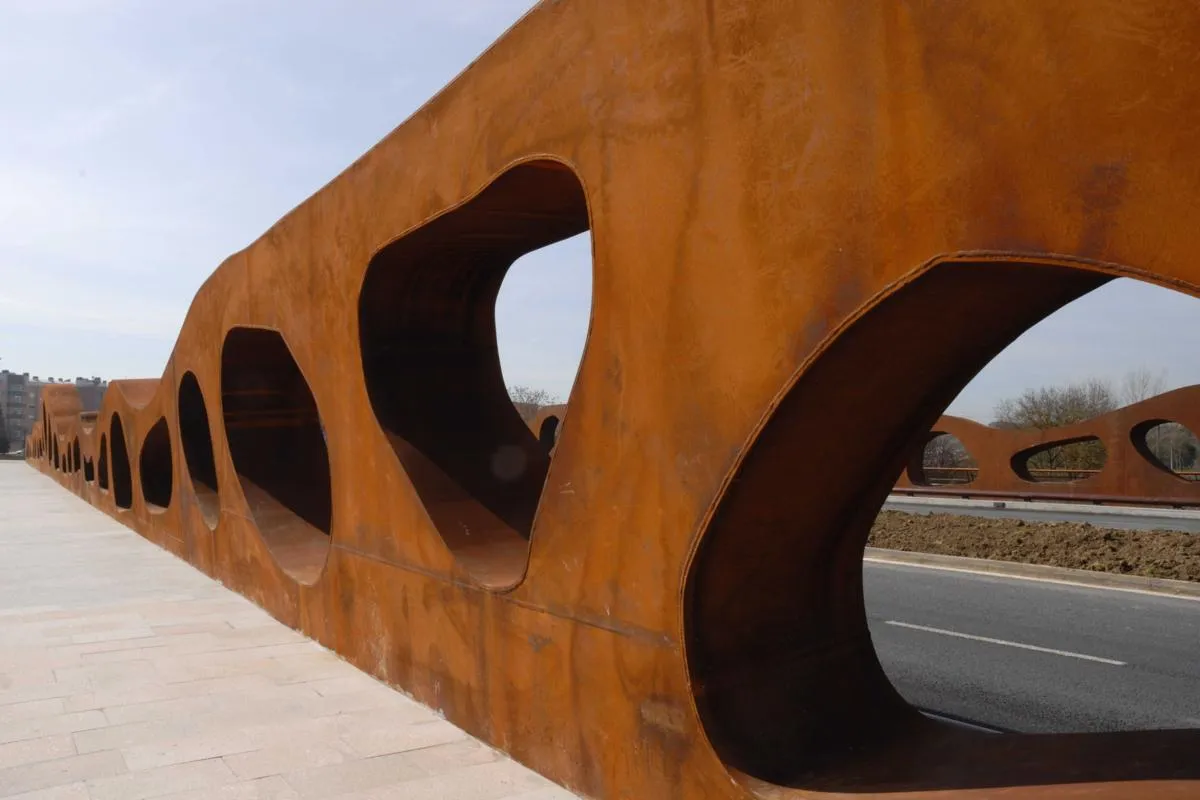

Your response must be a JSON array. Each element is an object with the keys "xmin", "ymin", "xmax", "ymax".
[{"xmin": 919, "ymin": 466, "xmax": 1200, "ymax": 484}]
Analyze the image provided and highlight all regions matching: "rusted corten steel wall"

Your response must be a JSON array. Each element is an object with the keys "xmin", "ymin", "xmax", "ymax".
[
  {"xmin": 899, "ymin": 386, "xmax": 1200, "ymax": 505},
  {"xmin": 25, "ymin": 1, "xmax": 1200, "ymax": 796}
]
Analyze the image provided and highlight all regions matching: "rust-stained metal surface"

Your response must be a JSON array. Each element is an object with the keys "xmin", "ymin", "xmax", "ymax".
[
  {"xmin": 899, "ymin": 386, "xmax": 1200, "ymax": 506},
  {"xmin": 24, "ymin": 1, "xmax": 1200, "ymax": 796}
]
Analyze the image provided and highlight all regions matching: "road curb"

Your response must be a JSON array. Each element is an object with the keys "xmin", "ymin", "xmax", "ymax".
[
  {"xmin": 885, "ymin": 494, "xmax": 1200, "ymax": 522},
  {"xmin": 864, "ymin": 547, "xmax": 1200, "ymax": 600}
]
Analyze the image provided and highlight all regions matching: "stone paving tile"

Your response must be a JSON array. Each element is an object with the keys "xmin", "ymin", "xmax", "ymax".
[
  {"xmin": 0, "ymin": 711, "xmax": 109, "ymax": 747},
  {"xmin": 0, "ymin": 750, "xmax": 127, "ymax": 797},
  {"xmin": 121, "ymin": 728, "xmax": 261, "ymax": 771},
  {"xmin": 156, "ymin": 775, "xmax": 299, "ymax": 800},
  {"xmin": 100, "ymin": 694, "xmax": 217, "ymax": 726},
  {"xmin": 0, "ymin": 674, "xmax": 65, "ymax": 695},
  {"xmin": 73, "ymin": 718, "xmax": 203, "ymax": 757},
  {"xmin": 332, "ymin": 759, "xmax": 558, "ymax": 800},
  {"xmin": 0, "ymin": 737, "xmax": 76, "ymax": 772},
  {"xmin": 223, "ymin": 741, "xmax": 354, "ymax": 782},
  {"xmin": 0, "ymin": 699, "xmax": 65, "ymax": 725},
  {"xmin": 280, "ymin": 752, "xmax": 428, "ymax": 799},
  {"xmin": 0, "ymin": 681, "xmax": 86, "ymax": 708},
  {"xmin": 396, "ymin": 739, "xmax": 504, "ymax": 775},
  {"xmin": 508, "ymin": 788, "xmax": 587, "ymax": 800},
  {"xmin": 334, "ymin": 714, "xmax": 468, "ymax": 760},
  {"xmin": 64, "ymin": 683, "xmax": 182, "ymax": 714},
  {"xmin": 2, "ymin": 783, "xmax": 91, "ymax": 800},
  {"xmin": 0, "ymin": 463, "xmax": 582, "ymax": 799},
  {"xmin": 86, "ymin": 757, "xmax": 237, "ymax": 800}
]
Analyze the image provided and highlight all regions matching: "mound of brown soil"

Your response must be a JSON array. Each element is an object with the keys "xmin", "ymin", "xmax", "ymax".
[{"xmin": 867, "ymin": 510, "xmax": 1200, "ymax": 582}]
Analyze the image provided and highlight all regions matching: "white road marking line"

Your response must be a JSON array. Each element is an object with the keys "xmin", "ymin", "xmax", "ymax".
[
  {"xmin": 918, "ymin": 709, "xmax": 1003, "ymax": 734},
  {"xmin": 884, "ymin": 620, "xmax": 1126, "ymax": 666},
  {"xmin": 863, "ymin": 557, "xmax": 1200, "ymax": 603}
]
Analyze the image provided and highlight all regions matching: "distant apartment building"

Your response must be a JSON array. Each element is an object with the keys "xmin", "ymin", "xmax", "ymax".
[
  {"xmin": 0, "ymin": 371, "xmax": 108, "ymax": 452},
  {"xmin": 0, "ymin": 372, "xmax": 37, "ymax": 452}
]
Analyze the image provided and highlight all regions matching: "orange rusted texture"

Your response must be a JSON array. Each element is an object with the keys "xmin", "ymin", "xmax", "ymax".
[
  {"xmin": 25, "ymin": 1, "xmax": 1200, "ymax": 796},
  {"xmin": 899, "ymin": 386, "xmax": 1200, "ymax": 506}
]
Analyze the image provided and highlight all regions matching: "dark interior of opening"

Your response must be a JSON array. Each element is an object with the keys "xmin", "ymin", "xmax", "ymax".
[
  {"xmin": 83, "ymin": 456, "xmax": 95, "ymax": 483},
  {"xmin": 221, "ymin": 327, "xmax": 332, "ymax": 584},
  {"xmin": 178, "ymin": 371, "xmax": 221, "ymax": 527},
  {"xmin": 1011, "ymin": 436, "xmax": 1106, "ymax": 483},
  {"xmin": 53, "ymin": 436, "xmax": 60, "ymax": 470},
  {"xmin": 538, "ymin": 415, "xmax": 560, "ymax": 454},
  {"xmin": 139, "ymin": 417, "xmax": 173, "ymax": 510},
  {"xmin": 110, "ymin": 414, "xmax": 133, "ymax": 509},
  {"xmin": 1134, "ymin": 420, "xmax": 1200, "ymax": 479},
  {"xmin": 684, "ymin": 261, "xmax": 1200, "ymax": 792},
  {"xmin": 72, "ymin": 438, "xmax": 80, "ymax": 474},
  {"xmin": 98, "ymin": 434, "xmax": 109, "ymax": 490},
  {"xmin": 358, "ymin": 159, "xmax": 589, "ymax": 589}
]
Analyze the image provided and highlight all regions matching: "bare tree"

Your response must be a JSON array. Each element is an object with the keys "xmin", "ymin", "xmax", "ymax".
[
  {"xmin": 1114, "ymin": 368, "xmax": 1200, "ymax": 472},
  {"xmin": 923, "ymin": 434, "xmax": 973, "ymax": 469},
  {"xmin": 1119, "ymin": 367, "xmax": 1175, "ymax": 464},
  {"xmin": 508, "ymin": 386, "xmax": 560, "ymax": 424},
  {"xmin": 921, "ymin": 433, "xmax": 976, "ymax": 484},
  {"xmin": 992, "ymin": 379, "xmax": 1117, "ymax": 472},
  {"xmin": 509, "ymin": 386, "xmax": 557, "ymax": 406},
  {"xmin": 1121, "ymin": 367, "xmax": 1167, "ymax": 406},
  {"xmin": 992, "ymin": 378, "xmax": 1117, "ymax": 430}
]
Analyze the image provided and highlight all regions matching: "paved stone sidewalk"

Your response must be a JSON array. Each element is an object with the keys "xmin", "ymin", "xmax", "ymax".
[{"xmin": 0, "ymin": 463, "xmax": 579, "ymax": 800}]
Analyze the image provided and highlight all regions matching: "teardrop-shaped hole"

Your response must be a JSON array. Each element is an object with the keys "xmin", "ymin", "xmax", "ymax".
[
  {"xmin": 1011, "ymin": 436, "xmax": 1107, "ymax": 483},
  {"xmin": 1133, "ymin": 420, "xmax": 1199, "ymax": 479},
  {"xmin": 909, "ymin": 432, "xmax": 978, "ymax": 485}
]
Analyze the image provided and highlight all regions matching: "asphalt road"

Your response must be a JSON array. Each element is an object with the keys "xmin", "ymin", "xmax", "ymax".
[
  {"xmin": 865, "ymin": 560, "xmax": 1200, "ymax": 733},
  {"xmin": 884, "ymin": 496, "xmax": 1200, "ymax": 533}
]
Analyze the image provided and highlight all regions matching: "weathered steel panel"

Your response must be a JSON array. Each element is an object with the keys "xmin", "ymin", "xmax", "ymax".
[{"xmin": 27, "ymin": 2, "xmax": 1200, "ymax": 796}]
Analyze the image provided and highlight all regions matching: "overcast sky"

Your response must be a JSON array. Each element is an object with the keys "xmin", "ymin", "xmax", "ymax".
[{"xmin": 1, "ymin": 1, "xmax": 1196, "ymax": 424}]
